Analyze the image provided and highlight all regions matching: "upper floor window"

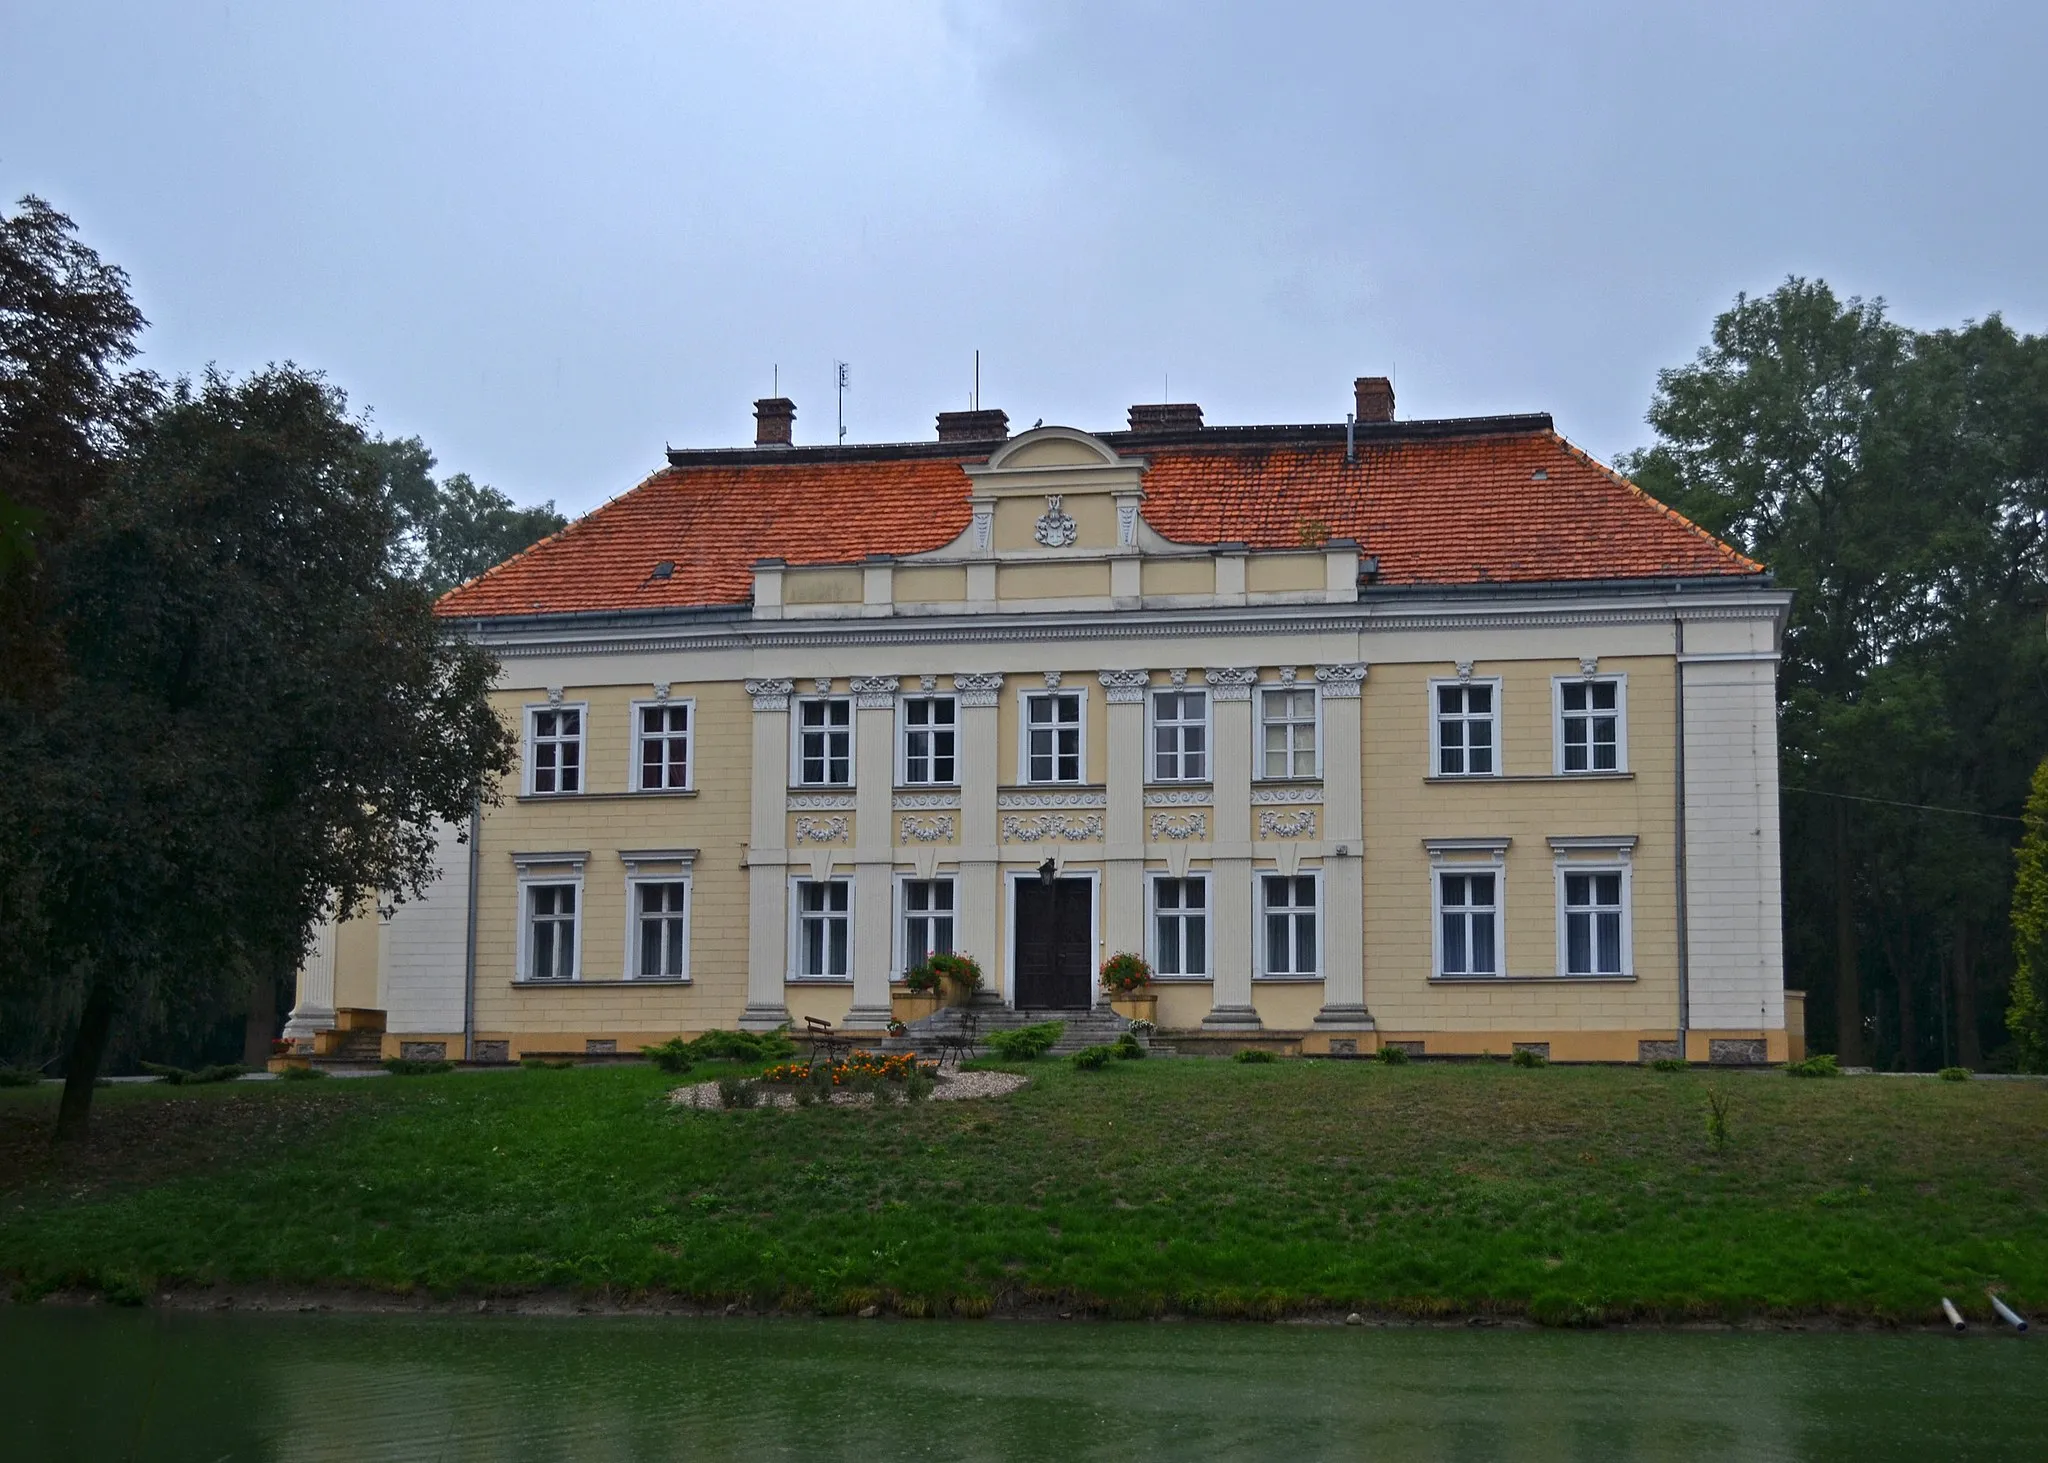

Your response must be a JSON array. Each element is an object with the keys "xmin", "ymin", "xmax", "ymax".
[
  {"xmin": 1561, "ymin": 869, "xmax": 1627, "ymax": 975},
  {"xmin": 1437, "ymin": 870, "xmax": 1499, "ymax": 976},
  {"xmin": 794, "ymin": 877, "xmax": 851, "ymax": 979},
  {"xmin": 1151, "ymin": 875, "xmax": 1209, "ymax": 978},
  {"xmin": 1150, "ymin": 688, "xmax": 1209, "ymax": 782},
  {"xmin": 795, "ymin": 696, "xmax": 852, "ymax": 786},
  {"xmin": 899, "ymin": 878, "xmax": 955, "ymax": 971},
  {"xmin": 635, "ymin": 702, "xmax": 692, "ymax": 791},
  {"xmin": 523, "ymin": 882, "xmax": 579, "ymax": 981},
  {"xmin": 1261, "ymin": 874, "xmax": 1320, "ymax": 977},
  {"xmin": 528, "ymin": 706, "xmax": 584, "ymax": 795},
  {"xmin": 1023, "ymin": 690, "xmax": 1084, "ymax": 784},
  {"xmin": 899, "ymin": 695, "xmax": 957, "ymax": 786},
  {"xmin": 1434, "ymin": 681, "xmax": 1498, "ymax": 777},
  {"xmin": 1556, "ymin": 677, "xmax": 1626, "ymax": 774},
  {"xmin": 633, "ymin": 880, "xmax": 690, "ymax": 979},
  {"xmin": 1259, "ymin": 685, "xmax": 1318, "ymax": 779}
]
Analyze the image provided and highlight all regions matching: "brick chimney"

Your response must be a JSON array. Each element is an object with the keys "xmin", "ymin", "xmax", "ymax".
[
  {"xmin": 1127, "ymin": 402, "xmax": 1204, "ymax": 432},
  {"xmin": 935, "ymin": 408, "xmax": 1010, "ymax": 443},
  {"xmin": 1354, "ymin": 377, "xmax": 1394, "ymax": 423},
  {"xmin": 753, "ymin": 397, "xmax": 795, "ymax": 447}
]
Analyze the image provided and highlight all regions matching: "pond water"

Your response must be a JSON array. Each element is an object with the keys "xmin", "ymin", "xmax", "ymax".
[{"xmin": 2, "ymin": 1308, "xmax": 2042, "ymax": 1461}]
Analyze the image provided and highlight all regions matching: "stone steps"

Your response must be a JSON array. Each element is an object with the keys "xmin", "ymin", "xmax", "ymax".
[{"xmin": 889, "ymin": 1001, "xmax": 1175, "ymax": 1059}]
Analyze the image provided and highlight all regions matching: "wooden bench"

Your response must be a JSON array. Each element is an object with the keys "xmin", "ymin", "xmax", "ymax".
[{"xmin": 803, "ymin": 1015, "xmax": 851, "ymax": 1067}]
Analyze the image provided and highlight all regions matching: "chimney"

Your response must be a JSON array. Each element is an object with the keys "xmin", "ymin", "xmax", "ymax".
[
  {"xmin": 753, "ymin": 397, "xmax": 795, "ymax": 447},
  {"xmin": 1354, "ymin": 377, "xmax": 1394, "ymax": 424},
  {"xmin": 1127, "ymin": 402, "xmax": 1204, "ymax": 433},
  {"xmin": 935, "ymin": 408, "xmax": 1010, "ymax": 443}
]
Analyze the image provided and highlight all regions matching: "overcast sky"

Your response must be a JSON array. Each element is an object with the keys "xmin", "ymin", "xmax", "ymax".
[{"xmin": 5, "ymin": 1, "xmax": 2044, "ymax": 515}]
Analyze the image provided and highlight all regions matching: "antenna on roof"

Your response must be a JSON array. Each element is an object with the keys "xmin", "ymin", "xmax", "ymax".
[
  {"xmin": 773, "ymin": 364, "xmax": 778, "ymax": 397},
  {"xmin": 1163, "ymin": 372, "xmax": 1169, "ymax": 404},
  {"xmin": 973, "ymin": 349, "xmax": 980, "ymax": 412},
  {"xmin": 835, "ymin": 360, "xmax": 850, "ymax": 443}
]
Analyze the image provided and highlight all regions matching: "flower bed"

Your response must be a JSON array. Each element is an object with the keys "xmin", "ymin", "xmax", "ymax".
[{"xmin": 760, "ymin": 1051, "xmax": 937, "ymax": 1086}]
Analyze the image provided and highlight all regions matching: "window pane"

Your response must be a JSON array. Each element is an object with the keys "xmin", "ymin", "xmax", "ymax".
[
  {"xmin": 1597, "ymin": 911, "xmax": 1622, "ymax": 973},
  {"xmin": 1156, "ymin": 879, "xmax": 1181, "ymax": 911},
  {"xmin": 1267, "ymin": 914, "xmax": 1289, "ymax": 972},
  {"xmin": 1471, "ymin": 911, "xmax": 1495, "ymax": 974},
  {"xmin": 1157, "ymin": 916, "xmax": 1181, "ymax": 974},
  {"xmin": 1185, "ymin": 879, "xmax": 1205, "ymax": 910},
  {"xmin": 1596, "ymin": 873, "xmax": 1622, "ymax": 905},
  {"xmin": 1296, "ymin": 913, "xmax": 1317, "ymax": 972},
  {"xmin": 1185, "ymin": 915, "xmax": 1207, "ymax": 974},
  {"xmin": 1565, "ymin": 873, "xmax": 1589, "ymax": 907},
  {"xmin": 1444, "ymin": 911, "xmax": 1467, "ymax": 973},
  {"xmin": 1438, "ymin": 686, "xmax": 1460, "ymax": 715},
  {"xmin": 1467, "ymin": 686, "xmax": 1491, "ymax": 714},
  {"xmin": 1562, "ymin": 682, "xmax": 1586, "ymax": 712},
  {"xmin": 829, "ymin": 918, "xmax": 848, "ymax": 975},
  {"xmin": 828, "ymin": 882, "xmax": 848, "ymax": 912},
  {"xmin": 1567, "ymin": 910, "xmax": 1589, "ymax": 974},
  {"xmin": 1592, "ymin": 682, "xmax": 1617, "ymax": 711},
  {"xmin": 1470, "ymin": 873, "xmax": 1494, "ymax": 908}
]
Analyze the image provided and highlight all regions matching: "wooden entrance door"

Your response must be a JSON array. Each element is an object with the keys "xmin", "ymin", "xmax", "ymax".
[{"xmin": 1013, "ymin": 877, "xmax": 1093, "ymax": 1009}]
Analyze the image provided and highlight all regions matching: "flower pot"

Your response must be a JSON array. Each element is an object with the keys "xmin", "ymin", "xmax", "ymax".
[
  {"xmin": 1110, "ymin": 993, "xmax": 1158, "ymax": 1023},
  {"xmin": 892, "ymin": 991, "xmax": 944, "ymax": 1025}
]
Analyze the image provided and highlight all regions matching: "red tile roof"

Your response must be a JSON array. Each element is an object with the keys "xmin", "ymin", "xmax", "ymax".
[{"xmin": 436, "ymin": 420, "xmax": 1760, "ymax": 619}]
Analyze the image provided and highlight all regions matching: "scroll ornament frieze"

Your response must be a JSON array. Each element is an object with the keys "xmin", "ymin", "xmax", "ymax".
[
  {"xmin": 1258, "ymin": 808, "xmax": 1318, "ymax": 840},
  {"xmin": 1149, "ymin": 812, "xmax": 1207, "ymax": 841},
  {"xmin": 1144, "ymin": 788, "xmax": 1211, "ymax": 807},
  {"xmin": 793, "ymin": 816, "xmax": 850, "ymax": 843},
  {"xmin": 899, "ymin": 815, "xmax": 955, "ymax": 843},
  {"xmin": 893, "ymin": 792, "xmax": 961, "ymax": 811},
  {"xmin": 1001, "ymin": 813, "xmax": 1103, "ymax": 843},
  {"xmin": 787, "ymin": 794, "xmax": 856, "ymax": 811},
  {"xmin": 745, "ymin": 678, "xmax": 795, "ymax": 712},
  {"xmin": 1250, "ymin": 786, "xmax": 1323, "ymax": 805},
  {"xmin": 997, "ymin": 789, "xmax": 1107, "ymax": 810}
]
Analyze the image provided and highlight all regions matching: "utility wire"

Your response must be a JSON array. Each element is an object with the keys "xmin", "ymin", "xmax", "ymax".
[{"xmin": 1784, "ymin": 785, "xmax": 2025, "ymax": 824}]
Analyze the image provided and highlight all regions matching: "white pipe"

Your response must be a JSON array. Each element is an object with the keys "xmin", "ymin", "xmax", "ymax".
[
  {"xmin": 1990, "ymin": 1295, "xmax": 2028, "ymax": 1332},
  {"xmin": 1941, "ymin": 1297, "xmax": 1966, "ymax": 1332}
]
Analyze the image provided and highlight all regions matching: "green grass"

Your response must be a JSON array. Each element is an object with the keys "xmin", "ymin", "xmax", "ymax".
[{"xmin": 2, "ymin": 1062, "xmax": 2045, "ymax": 1323}]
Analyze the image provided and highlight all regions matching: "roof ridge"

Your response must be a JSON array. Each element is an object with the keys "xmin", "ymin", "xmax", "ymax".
[{"xmin": 1550, "ymin": 432, "xmax": 1765, "ymax": 577}]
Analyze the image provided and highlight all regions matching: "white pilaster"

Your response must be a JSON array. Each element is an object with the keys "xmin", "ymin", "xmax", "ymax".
[
  {"xmin": 1312, "ymin": 664, "xmax": 1372, "ymax": 1029},
  {"xmin": 741, "ymin": 679, "xmax": 794, "ymax": 1029},
  {"xmin": 283, "ymin": 918, "xmax": 339, "ymax": 1036},
  {"xmin": 1101, "ymin": 670, "xmax": 1148, "ymax": 980},
  {"xmin": 1204, "ymin": 666, "xmax": 1261, "ymax": 1030},
  {"xmin": 955, "ymin": 673, "xmax": 1003, "ymax": 1002},
  {"xmin": 846, "ymin": 676, "xmax": 900, "ymax": 1030}
]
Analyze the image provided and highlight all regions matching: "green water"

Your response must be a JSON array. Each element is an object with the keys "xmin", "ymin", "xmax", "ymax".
[{"xmin": 2, "ymin": 1309, "xmax": 2042, "ymax": 1461}]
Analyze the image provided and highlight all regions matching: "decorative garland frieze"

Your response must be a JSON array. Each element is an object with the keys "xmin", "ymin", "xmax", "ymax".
[
  {"xmin": 792, "ymin": 816, "xmax": 849, "ymax": 843},
  {"xmin": 1258, "ymin": 808, "xmax": 1318, "ymax": 840},
  {"xmin": 1149, "ymin": 812, "xmax": 1208, "ymax": 841},
  {"xmin": 997, "ymin": 789, "xmax": 1107, "ymax": 810},
  {"xmin": 1002, "ymin": 813, "xmax": 1103, "ymax": 843},
  {"xmin": 898, "ymin": 815, "xmax": 956, "ymax": 843},
  {"xmin": 745, "ymin": 678, "xmax": 795, "ymax": 712}
]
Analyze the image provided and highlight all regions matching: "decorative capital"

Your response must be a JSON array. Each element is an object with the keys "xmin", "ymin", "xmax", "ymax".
[
  {"xmin": 952, "ymin": 672, "xmax": 1004, "ymax": 708},
  {"xmin": 1099, "ymin": 669, "xmax": 1149, "ymax": 704},
  {"xmin": 1204, "ymin": 667, "xmax": 1257, "ymax": 702},
  {"xmin": 850, "ymin": 675, "xmax": 900, "ymax": 709},
  {"xmin": 744, "ymin": 678, "xmax": 794, "ymax": 712},
  {"xmin": 1314, "ymin": 663, "xmax": 1368, "ymax": 699}
]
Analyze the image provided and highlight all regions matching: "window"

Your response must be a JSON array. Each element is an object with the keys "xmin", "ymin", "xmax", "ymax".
[
  {"xmin": 794, "ymin": 878, "xmax": 851, "ymax": 979},
  {"xmin": 635, "ymin": 702, "xmax": 692, "ymax": 790},
  {"xmin": 525, "ymin": 883, "xmax": 578, "ymax": 981},
  {"xmin": 795, "ymin": 697, "xmax": 852, "ymax": 786},
  {"xmin": 1261, "ymin": 874, "xmax": 1319, "ymax": 977},
  {"xmin": 633, "ymin": 881, "xmax": 689, "ymax": 979},
  {"xmin": 1259, "ymin": 685, "xmax": 1318, "ymax": 779},
  {"xmin": 900, "ymin": 696, "xmax": 958, "ymax": 786},
  {"xmin": 1438, "ymin": 871, "xmax": 1499, "ymax": 976},
  {"xmin": 900, "ymin": 878, "xmax": 955, "ymax": 970},
  {"xmin": 1023, "ymin": 691, "xmax": 1083, "ymax": 784},
  {"xmin": 1562, "ymin": 870, "xmax": 1626, "ymax": 975},
  {"xmin": 1150, "ymin": 688, "xmax": 1209, "ymax": 782},
  {"xmin": 1151, "ymin": 876, "xmax": 1209, "ymax": 978},
  {"xmin": 1434, "ymin": 681, "xmax": 1497, "ymax": 777},
  {"xmin": 1557, "ymin": 678, "xmax": 1625, "ymax": 773},
  {"xmin": 529, "ymin": 707, "xmax": 583, "ymax": 794}
]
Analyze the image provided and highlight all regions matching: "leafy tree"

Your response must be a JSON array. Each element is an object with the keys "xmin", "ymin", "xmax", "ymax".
[
  {"xmin": 8, "ymin": 366, "xmax": 513, "ymax": 1139},
  {"xmin": 365, "ymin": 436, "xmax": 566, "ymax": 594},
  {"xmin": 2009, "ymin": 758, "xmax": 2048, "ymax": 1069}
]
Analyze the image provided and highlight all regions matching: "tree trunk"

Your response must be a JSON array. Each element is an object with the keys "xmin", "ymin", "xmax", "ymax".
[
  {"xmin": 241, "ymin": 965, "xmax": 280, "ymax": 1068},
  {"xmin": 1833, "ymin": 803, "xmax": 1863, "ymax": 1065},
  {"xmin": 1954, "ymin": 924, "xmax": 1981, "ymax": 1070},
  {"xmin": 1890, "ymin": 931, "xmax": 1919, "ymax": 1071},
  {"xmin": 54, "ymin": 980, "xmax": 116, "ymax": 1144}
]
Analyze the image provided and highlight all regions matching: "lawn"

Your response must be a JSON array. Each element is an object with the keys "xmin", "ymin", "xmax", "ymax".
[{"xmin": 2, "ymin": 1060, "xmax": 2044, "ymax": 1324}]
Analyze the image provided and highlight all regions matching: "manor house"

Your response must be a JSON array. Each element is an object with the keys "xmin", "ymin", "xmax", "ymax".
[{"xmin": 287, "ymin": 379, "xmax": 1795, "ymax": 1063}]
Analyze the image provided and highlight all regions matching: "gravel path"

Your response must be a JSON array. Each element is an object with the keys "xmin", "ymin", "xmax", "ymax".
[{"xmin": 668, "ymin": 1068, "xmax": 1028, "ymax": 1109}]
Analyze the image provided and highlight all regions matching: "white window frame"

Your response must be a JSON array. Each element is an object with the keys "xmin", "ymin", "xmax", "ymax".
[
  {"xmin": 788, "ymin": 875, "xmax": 854, "ymax": 981},
  {"xmin": 1255, "ymin": 681, "xmax": 1322, "ymax": 781},
  {"xmin": 622, "ymin": 873, "xmax": 692, "ymax": 981},
  {"xmin": 1018, "ymin": 687, "xmax": 1087, "ymax": 785},
  {"xmin": 517, "ymin": 874, "xmax": 585, "ymax": 982},
  {"xmin": 1552, "ymin": 674, "xmax": 1629, "ymax": 775},
  {"xmin": 1147, "ymin": 686, "xmax": 1211, "ymax": 784},
  {"xmin": 1147, "ymin": 871, "xmax": 1213, "ymax": 980},
  {"xmin": 1257, "ymin": 867, "xmax": 1324, "ymax": 980},
  {"xmin": 1430, "ymin": 849, "xmax": 1507, "ymax": 979},
  {"xmin": 1551, "ymin": 837, "xmax": 1636, "ymax": 978},
  {"xmin": 630, "ymin": 698, "xmax": 696, "ymax": 792},
  {"xmin": 791, "ymin": 694, "xmax": 854, "ymax": 787},
  {"xmin": 896, "ymin": 693, "xmax": 960, "ymax": 788},
  {"xmin": 892, "ymin": 873, "xmax": 958, "ymax": 977},
  {"xmin": 524, "ymin": 702, "xmax": 589, "ymax": 796},
  {"xmin": 1428, "ymin": 677, "xmax": 1502, "ymax": 778}
]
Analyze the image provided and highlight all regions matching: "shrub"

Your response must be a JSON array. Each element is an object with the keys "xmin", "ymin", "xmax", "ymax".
[
  {"xmin": 687, "ymin": 1029, "xmax": 796, "ymax": 1063},
  {"xmin": 985, "ymin": 1021, "xmax": 1065, "ymax": 1061},
  {"xmin": 927, "ymin": 952, "xmax": 984, "ymax": 999},
  {"xmin": 1650, "ymin": 1057, "xmax": 1688, "ymax": 1072},
  {"xmin": 1939, "ymin": 1066, "xmax": 1972, "ymax": 1082},
  {"xmin": 901, "ymin": 960, "xmax": 943, "ymax": 995},
  {"xmin": 140, "ymin": 1062, "xmax": 247, "ymax": 1085},
  {"xmin": 384, "ymin": 1058, "xmax": 454, "ymax": 1077},
  {"xmin": 1113, "ymin": 1031, "xmax": 1146, "ymax": 1061},
  {"xmin": 793, "ymin": 1080, "xmax": 820, "ymax": 1107},
  {"xmin": 905, "ymin": 1070, "xmax": 935, "ymax": 1102},
  {"xmin": 277, "ymin": 1065, "xmax": 328, "ymax": 1082},
  {"xmin": 0, "ymin": 1068, "xmax": 43, "ymax": 1087},
  {"xmin": 1070, "ymin": 1044, "xmax": 1115, "ymax": 1070},
  {"xmin": 1706, "ymin": 1089, "xmax": 1731, "ymax": 1150},
  {"xmin": 717, "ymin": 1076, "xmax": 760, "ymax": 1109},
  {"xmin": 1511, "ymin": 1048, "xmax": 1548, "ymax": 1069},
  {"xmin": 1375, "ymin": 1044, "xmax": 1411, "ymax": 1066},
  {"xmin": 1099, "ymin": 951, "xmax": 1153, "ymax": 996},
  {"xmin": 641, "ymin": 1037, "xmax": 697, "ymax": 1075},
  {"xmin": 1786, "ymin": 1054, "xmax": 1841, "ymax": 1079},
  {"xmin": 1233, "ymin": 1048, "xmax": 1277, "ymax": 1064}
]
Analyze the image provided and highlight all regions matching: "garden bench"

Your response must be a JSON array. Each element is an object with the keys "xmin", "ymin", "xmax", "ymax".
[
  {"xmin": 803, "ymin": 1016, "xmax": 851, "ymax": 1068},
  {"xmin": 935, "ymin": 1011, "xmax": 979, "ymax": 1069}
]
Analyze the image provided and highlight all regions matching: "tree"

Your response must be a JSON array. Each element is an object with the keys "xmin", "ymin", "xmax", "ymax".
[
  {"xmin": 366, "ymin": 436, "xmax": 566, "ymax": 595},
  {"xmin": 10, "ymin": 366, "xmax": 513, "ymax": 1139},
  {"xmin": 2009, "ymin": 758, "xmax": 2048, "ymax": 1070},
  {"xmin": 1627, "ymin": 281, "xmax": 2048, "ymax": 1068}
]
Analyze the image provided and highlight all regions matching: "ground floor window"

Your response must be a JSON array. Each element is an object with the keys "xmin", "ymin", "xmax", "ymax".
[
  {"xmin": 901, "ymin": 878, "xmax": 955, "ymax": 970},
  {"xmin": 1437, "ymin": 871, "xmax": 1499, "ymax": 976},
  {"xmin": 525, "ymin": 882, "xmax": 578, "ymax": 981},
  {"xmin": 1261, "ymin": 874, "xmax": 1319, "ymax": 977},
  {"xmin": 1151, "ymin": 875, "xmax": 1209, "ymax": 977},
  {"xmin": 633, "ymin": 880, "xmax": 689, "ymax": 979},
  {"xmin": 795, "ymin": 878, "xmax": 851, "ymax": 979},
  {"xmin": 1561, "ymin": 869, "xmax": 1626, "ymax": 975}
]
